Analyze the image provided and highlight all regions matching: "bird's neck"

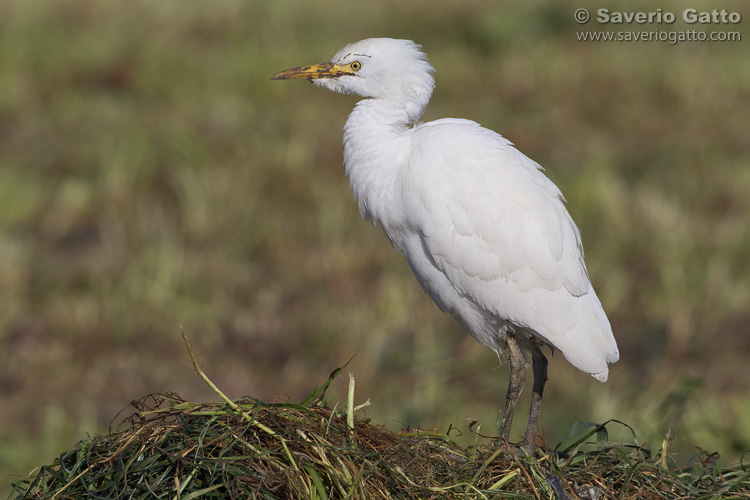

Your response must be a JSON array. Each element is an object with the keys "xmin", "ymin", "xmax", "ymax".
[{"xmin": 343, "ymin": 99, "xmax": 417, "ymax": 225}]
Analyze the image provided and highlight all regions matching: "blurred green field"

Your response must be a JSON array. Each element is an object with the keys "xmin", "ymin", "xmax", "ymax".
[{"xmin": 1, "ymin": 0, "xmax": 749, "ymax": 494}]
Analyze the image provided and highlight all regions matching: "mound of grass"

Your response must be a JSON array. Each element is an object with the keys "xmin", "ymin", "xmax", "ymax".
[
  {"xmin": 9, "ymin": 394, "xmax": 750, "ymax": 500},
  {"xmin": 8, "ymin": 343, "xmax": 750, "ymax": 499}
]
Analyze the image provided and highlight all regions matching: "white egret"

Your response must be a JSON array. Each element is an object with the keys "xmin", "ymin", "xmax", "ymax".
[{"xmin": 272, "ymin": 38, "xmax": 619, "ymax": 452}]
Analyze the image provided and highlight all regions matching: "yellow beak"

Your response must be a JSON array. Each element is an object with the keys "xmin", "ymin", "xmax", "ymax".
[{"xmin": 270, "ymin": 62, "xmax": 354, "ymax": 80}]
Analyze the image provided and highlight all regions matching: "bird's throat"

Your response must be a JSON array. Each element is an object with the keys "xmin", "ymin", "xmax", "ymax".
[{"xmin": 342, "ymin": 99, "xmax": 414, "ymax": 225}]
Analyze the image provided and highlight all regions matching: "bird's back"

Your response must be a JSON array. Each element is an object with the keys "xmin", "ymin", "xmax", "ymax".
[{"xmin": 390, "ymin": 119, "xmax": 619, "ymax": 380}]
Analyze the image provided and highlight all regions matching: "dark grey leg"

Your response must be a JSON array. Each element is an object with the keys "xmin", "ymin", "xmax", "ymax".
[
  {"xmin": 523, "ymin": 339, "xmax": 548, "ymax": 453},
  {"xmin": 499, "ymin": 332, "xmax": 525, "ymax": 442}
]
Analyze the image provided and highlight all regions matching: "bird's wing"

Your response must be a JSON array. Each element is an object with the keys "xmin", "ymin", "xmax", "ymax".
[{"xmin": 403, "ymin": 119, "xmax": 618, "ymax": 376}]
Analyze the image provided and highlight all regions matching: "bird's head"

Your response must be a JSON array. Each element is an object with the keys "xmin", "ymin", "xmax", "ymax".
[{"xmin": 272, "ymin": 38, "xmax": 436, "ymax": 121}]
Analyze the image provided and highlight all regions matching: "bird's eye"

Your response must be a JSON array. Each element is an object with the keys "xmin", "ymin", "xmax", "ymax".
[{"xmin": 350, "ymin": 61, "xmax": 362, "ymax": 71}]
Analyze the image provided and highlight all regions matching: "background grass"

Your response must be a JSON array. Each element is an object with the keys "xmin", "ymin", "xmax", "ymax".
[{"xmin": 1, "ymin": 0, "xmax": 748, "ymax": 494}]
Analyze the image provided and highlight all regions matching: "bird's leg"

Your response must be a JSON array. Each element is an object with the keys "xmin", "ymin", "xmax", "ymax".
[
  {"xmin": 523, "ymin": 338, "xmax": 548, "ymax": 453},
  {"xmin": 499, "ymin": 332, "xmax": 525, "ymax": 442}
]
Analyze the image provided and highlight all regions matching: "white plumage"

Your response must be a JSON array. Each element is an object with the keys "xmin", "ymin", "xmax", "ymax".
[{"xmin": 272, "ymin": 38, "xmax": 619, "ymax": 451}]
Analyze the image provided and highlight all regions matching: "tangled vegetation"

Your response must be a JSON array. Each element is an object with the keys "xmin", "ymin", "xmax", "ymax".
[{"xmin": 9, "ymin": 351, "xmax": 750, "ymax": 499}]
